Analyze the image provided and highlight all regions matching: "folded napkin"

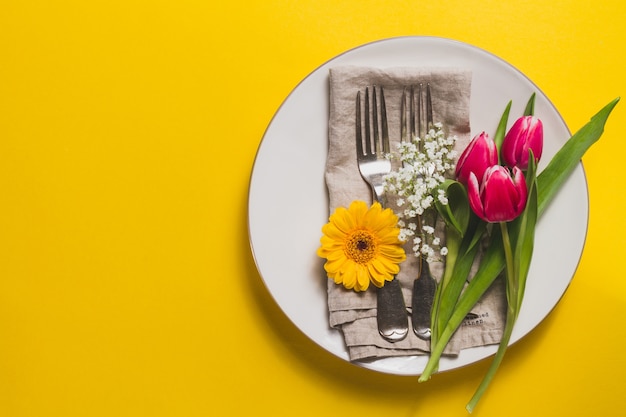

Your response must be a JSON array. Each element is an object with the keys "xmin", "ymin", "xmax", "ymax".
[{"xmin": 325, "ymin": 66, "xmax": 506, "ymax": 361}]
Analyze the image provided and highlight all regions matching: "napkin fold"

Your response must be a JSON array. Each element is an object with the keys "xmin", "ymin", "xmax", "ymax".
[{"xmin": 325, "ymin": 66, "xmax": 506, "ymax": 361}]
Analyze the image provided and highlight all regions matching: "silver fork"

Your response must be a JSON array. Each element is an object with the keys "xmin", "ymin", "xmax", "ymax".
[
  {"xmin": 401, "ymin": 84, "xmax": 438, "ymax": 340},
  {"xmin": 356, "ymin": 86, "xmax": 409, "ymax": 343}
]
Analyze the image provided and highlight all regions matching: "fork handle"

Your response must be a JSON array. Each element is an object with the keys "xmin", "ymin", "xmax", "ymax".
[{"xmin": 411, "ymin": 258, "xmax": 437, "ymax": 340}]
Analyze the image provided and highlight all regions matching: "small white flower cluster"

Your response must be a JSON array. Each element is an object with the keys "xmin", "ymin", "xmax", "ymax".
[{"xmin": 383, "ymin": 123, "xmax": 457, "ymax": 263}]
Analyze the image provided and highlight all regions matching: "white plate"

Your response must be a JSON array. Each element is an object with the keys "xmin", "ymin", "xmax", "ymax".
[{"xmin": 248, "ymin": 37, "xmax": 587, "ymax": 376}]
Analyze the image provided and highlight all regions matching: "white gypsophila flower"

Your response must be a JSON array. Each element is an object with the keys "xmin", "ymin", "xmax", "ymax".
[
  {"xmin": 421, "ymin": 244, "xmax": 436, "ymax": 263},
  {"xmin": 437, "ymin": 189, "xmax": 449, "ymax": 205},
  {"xmin": 422, "ymin": 225, "xmax": 435, "ymax": 235},
  {"xmin": 383, "ymin": 123, "xmax": 457, "ymax": 262}
]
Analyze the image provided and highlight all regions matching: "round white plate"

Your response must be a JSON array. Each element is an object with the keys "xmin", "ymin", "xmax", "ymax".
[{"xmin": 248, "ymin": 37, "xmax": 587, "ymax": 376}]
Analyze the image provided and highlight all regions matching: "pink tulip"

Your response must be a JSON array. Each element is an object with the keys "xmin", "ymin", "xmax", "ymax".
[
  {"xmin": 455, "ymin": 132, "xmax": 499, "ymax": 185},
  {"xmin": 467, "ymin": 165, "xmax": 528, "ymax": 223},
  {"xmin": 501, "ymin": 116, "xmax": 543, "ymax": 170}
]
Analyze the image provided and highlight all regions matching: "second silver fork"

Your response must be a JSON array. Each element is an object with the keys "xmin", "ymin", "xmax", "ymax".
[{"xmin": 401, "ymin": 84, "xmax": 438, "ymax": 340}]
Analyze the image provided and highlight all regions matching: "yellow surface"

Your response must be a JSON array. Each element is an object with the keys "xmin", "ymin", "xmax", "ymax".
[{"xmin": 1, "ymin": 1, "xmax": 625, "ymax": 416}]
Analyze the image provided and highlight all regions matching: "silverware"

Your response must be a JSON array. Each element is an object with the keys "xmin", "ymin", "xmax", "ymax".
[
  {"xmin": 401, "ymin": 84, "xmax": 438, "ymax": 340},
  {"xmin": 356, "ymin": 86, "xmax": 409, "ymax": 343}
]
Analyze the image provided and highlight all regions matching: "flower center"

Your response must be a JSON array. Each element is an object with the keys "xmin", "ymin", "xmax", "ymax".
[{"xmin": 345, "ymin": 229, "xmax": 377, "ymax": 264}]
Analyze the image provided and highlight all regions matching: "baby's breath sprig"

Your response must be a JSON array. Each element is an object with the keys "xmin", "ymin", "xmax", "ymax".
[{"xmin": 383, "ymin": 122, "xmax": 458, "ymax": 263}]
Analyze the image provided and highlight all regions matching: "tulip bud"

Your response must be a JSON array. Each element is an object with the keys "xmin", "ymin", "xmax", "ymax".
[
  {"xmin": 502, "ymin": 116, "xmax": 543, "ymax": 169},
  {"xmin": 467, "ymin": 165, "xmax": 527, "ymax": 223},
  {"xmin": 455, "ymin": 132, "xmax": 498, "ymax": 185}
]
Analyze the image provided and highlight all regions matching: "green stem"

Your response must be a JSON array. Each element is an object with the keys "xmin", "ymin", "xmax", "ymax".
[
  {"xmin": 430, "ymin": 229, "xmax": 461, "ymax": 362},
  {"xmin": 419, "ymin": 253, "xmax": 504, "ymax": 382},
  {"xmin": 421, "ymin": 223, "xmax": 499, "ymax": 381},
  {"xmin": 434, "ymin": 243, "xmax": 480, "ymax": 339},
  {"xmin": 419, "ymin": 314, "xmax": 458, "ymax": 381},
  {"xmin": 499, "ymin": 222, "xmax": 516, "ymax": 290},
  {"xmin": 465, "ymin": 223, "xmax": 518, "ymax": 413},
  {"xmin": 465, "ymin": 305, "xmax": 516, "ymax": 413},
  {"xmin": 431, "ymin": 249, "xmax": 455, "ymax": 347},
  {"xmin": 432, "ymin": 215, "xmax": 483, "ymax": 347}
]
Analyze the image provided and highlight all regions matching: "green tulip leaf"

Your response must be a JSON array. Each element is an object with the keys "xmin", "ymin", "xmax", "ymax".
[
  {"xmin": 434, "ymin": 179, "xmax": 470, "ymax": 236},
  {"xmin": 510, "ymin": 153, "xmax": 538, "ymax": 312},
  {"xmin": 524, "ymin": 93, "xmax": 536, "ymax": 116},
  {"xmin": 515, "ymin": 180, "xmax": 538, "ymax": 312},
  {"xmin": 494, "ymin": 100, "xmax": 512, "ymax": 162},
  {"xmin": 537, "ymin": 97, "xmax": 620, "ymax": 216}
]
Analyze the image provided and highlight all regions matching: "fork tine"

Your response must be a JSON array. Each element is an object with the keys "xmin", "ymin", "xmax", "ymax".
[
  {"xmin": 356, "ymin": 91, "xmax": 363, "ymax": 158},
  {"xmin": 380, "ymin": 87, "xmax": 389, "ymax": 153},
  {"xmin": 417, "ymin": 83, "xmax": 424, "ymax": 139},
  {"xmin": 426, "ymin": 83, "xmax": 433, "ymax": 131},
  {"xmin": 372, "ymin": 87, "xmax": 379, "ymax": 154},
  {"xmin": 400, "ymin": 87, "xmax": 408, "ymax": 143},
  {"xmin": 409, "ymin": 85, "xmax": 416, "ymax": 140},
  {"xmin": 364, "ymin": 87, "xmax": 372, "ymax": 156}
]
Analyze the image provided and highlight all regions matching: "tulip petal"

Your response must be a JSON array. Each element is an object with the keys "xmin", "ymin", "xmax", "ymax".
[
  {"xmin": 469, "ymin": 166, "xmax": 528, "ymax": 223},
  {"xmin": 511, "ymin": 166, "xmax": 528, "ymax": 214},
  {"xmin": 482, "ymin": 167, "xmax": 513, "ymax": 222},
  {"xmin": 467, "ymin": 171, "xmax": 486, "ymax": 221},
  {"xmin": 484, "ymin": 168, "xmax": 519, "ymax": 222},
  {"xmin": 502, "ymin": 116, "xmax": 544, "ymax": 169},
  {"xmin": 455, "ymin": 132, "xmax": 498, "ymax": 185},
  {"xmin": 528, "ymin": 118, "xmax": 543, "ymax": 161}
]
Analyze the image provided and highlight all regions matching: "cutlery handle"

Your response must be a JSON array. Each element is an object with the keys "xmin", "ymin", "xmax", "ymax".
[
  {"xmin": 376, "ymin": 279, "xmax": 409, "ymax": 342},
  {"xmin": 411, "ymin": 258, "xmax": 437, "ymax": 340}
]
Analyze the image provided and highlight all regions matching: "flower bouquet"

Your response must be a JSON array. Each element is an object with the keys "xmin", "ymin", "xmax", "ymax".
[
  {"xmin": 318, "ymin": 84, "xmax": 618, "ymax": 411},
  {"xmin": 419, "ymin": 95, "xmax": 619, "ymax": 412}
]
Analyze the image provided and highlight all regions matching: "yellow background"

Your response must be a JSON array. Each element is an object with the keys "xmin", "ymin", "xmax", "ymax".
[{"xmin": 1, "ymin": 1, "xmax": 625, "ymax": 416}]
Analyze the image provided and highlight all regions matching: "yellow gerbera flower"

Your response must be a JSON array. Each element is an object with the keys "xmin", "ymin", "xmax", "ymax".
[{"xmin": 317, "ymin": 200, "xmax": 406, "ymax": 292}]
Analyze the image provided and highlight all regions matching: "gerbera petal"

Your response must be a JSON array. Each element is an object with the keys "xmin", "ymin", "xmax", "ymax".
[
  {"xmin": 324, "ymin": 255, "xmax": 349, "ymax": 275},
  {"xmin": 333, "ymin": 201, "xmax": 366, "ymax": 233},
  {"xmin": 365, "ymin": 206, "xmax": 398, "ymax": 233},
  {"xmin": 321, "ymin": 222, "xmax": 346, "ymax": 240},
  {"xmin": 373, "ymin": 254, "xmax": 401, "ymax": 275},
  {"xmin": 338, "ymin": 262, "xmax": 357, "ymax": 289},
  {"xmin": 319, "ymin": 233, "xmax": 343, "ymax": 248},
  {"xmin": 377, "ymin": 228, "xmax": 402, "ymax": 244},
  {"xmin": 367, "ymin": 258, "xmax": 394, "ymax": 287},
  {"xmin": 362, "ymin": 201, "xmax": 382, "ymax": 224},
  {"xmin": 323, "ymin": 245, "xmax": 347, "ymax": 261},
  {"xmin": 355, "ymin": 264, "xmax": 370, "ymax": 291},
  {"xmin": 329, "ymin": 206, "xmax": 355, "ymax": 234},
  {"xmin": 378, "ymin": 245, "xmax": 407, "ymax": 262},
  {"xmin": 348, "ymin": 200, "xmax": 368, "ymax": 222}
]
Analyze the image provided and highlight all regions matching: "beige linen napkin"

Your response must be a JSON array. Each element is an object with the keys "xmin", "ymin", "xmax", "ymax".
[{"xmin": 325, "ymin": 66, "xmax": 506, "ymax": 361}]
